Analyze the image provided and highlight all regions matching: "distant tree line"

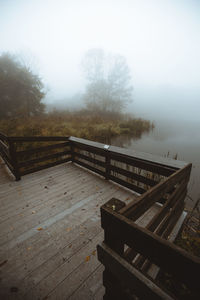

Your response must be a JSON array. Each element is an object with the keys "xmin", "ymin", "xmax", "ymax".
[{"xmin": 0, "ymin": 49, "xmax": 133, "ymax": 119}]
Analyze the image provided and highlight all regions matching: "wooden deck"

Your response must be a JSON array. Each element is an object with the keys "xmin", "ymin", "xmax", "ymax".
[{"xmin": 0, "ymin": 161, "xmax": 162, "ymax": 300}]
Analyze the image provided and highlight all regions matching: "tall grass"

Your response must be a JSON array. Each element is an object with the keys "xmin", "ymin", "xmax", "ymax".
[{"xmin": 0, "ymin": 110, "xmax": 154, "ymax": 144}]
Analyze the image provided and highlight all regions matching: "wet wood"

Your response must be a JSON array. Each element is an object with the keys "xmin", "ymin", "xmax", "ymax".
[
  {"xmin": 100, "ymin": 205, "xmax": 200, "ymax": 292},
  {"xmin": 0, "ymin": 162, "xmax": 141, "ymax": 299}
]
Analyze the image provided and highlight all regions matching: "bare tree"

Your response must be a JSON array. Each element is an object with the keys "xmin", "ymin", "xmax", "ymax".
[{"xmin": 81, "ymin": 49, "xmax": 133, "ymax": 113}]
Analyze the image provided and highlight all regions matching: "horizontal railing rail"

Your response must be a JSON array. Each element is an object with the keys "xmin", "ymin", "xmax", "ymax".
[
  {"xmin": 69, "ymin": 136, "xmax": 188, "ymax": 199},
  {"xmin": 98, "ymin": 193, "xmax": 199, "ymax": 299},
  {"xmin": 0, "ymin": 133, "xmax": 71, "ymax": 180}
]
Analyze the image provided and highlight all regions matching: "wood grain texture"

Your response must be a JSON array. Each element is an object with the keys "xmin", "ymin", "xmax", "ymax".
[{"xmin": 0, "ymin": 162, "xmax": 141, "ymax": 300}]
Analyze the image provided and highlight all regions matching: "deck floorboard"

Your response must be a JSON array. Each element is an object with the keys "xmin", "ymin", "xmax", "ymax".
[{"xmin": 0, "ymin": 161, "xmax": 159, "ymax": 299}]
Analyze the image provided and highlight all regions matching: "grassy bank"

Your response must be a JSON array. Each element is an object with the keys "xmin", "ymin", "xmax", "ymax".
[{"xmin": 0, "ymin": 110, "xmax": 154, "ymax": 143}]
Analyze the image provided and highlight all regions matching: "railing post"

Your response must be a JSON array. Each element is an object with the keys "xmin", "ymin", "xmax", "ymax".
[
  {"xmin": 8, "ymin": 139, "xmax": 21, "ymax": 181},
  {"xmin": 70, "ymin": 141, "xmax": 75, "ymax": 162},
  {"xmin": 100, "ymin": 198, "xmax": 126, "ymax": 299},
  {"xmin": 104, "ymin": 145, "xmax": 110, "ymax": 180}
]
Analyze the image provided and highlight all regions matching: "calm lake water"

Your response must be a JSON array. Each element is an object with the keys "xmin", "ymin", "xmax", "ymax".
[{"xmin": 111, "ymin": 119, "xmax": 200, "ymax": 210}]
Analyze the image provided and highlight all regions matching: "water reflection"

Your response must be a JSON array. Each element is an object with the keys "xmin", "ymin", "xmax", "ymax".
[{"xmin": 111, "ymin": 119, "xmax": 200, "ymax": 209}]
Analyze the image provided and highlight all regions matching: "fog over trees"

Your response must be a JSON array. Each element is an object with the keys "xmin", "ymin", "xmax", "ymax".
[
  {"xmin": 0, "ymin": 53, "xmax": 45, "ymax": 118},
  {"xmin": 82, "ymin": 49, "xmax": 133, "ymax": 113}
]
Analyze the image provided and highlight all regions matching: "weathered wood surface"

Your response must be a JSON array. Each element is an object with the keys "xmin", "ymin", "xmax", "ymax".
[
  {"xmin": 100, "ymin": 206, "xmax": 200, "ymax": 292},
  {"xmin": 0, "ymin": 162, "xmax": 164, "ymax": 299},
  {"xmin": 69, "ymin": 136, "xmax": 187, "ymax": 169}
]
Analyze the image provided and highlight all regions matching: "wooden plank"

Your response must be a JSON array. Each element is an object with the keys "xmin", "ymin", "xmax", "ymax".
[
  {"xmin": 74, "ymin": 159, "xmax": 105, "ymax": 177},
  {"xmin": 97, "ymin": 242, "xmax": 174, "ymax": 300},
  {"xmin": 0, "ymin": 132, "xmax": 9, "ymax": 142},
  {"xmin": 0, "ymin": 150, "xmax": 13, "ymax": 172},
  {"xmin": 120, "ymin": 163, "xmax": 191, "ymax": 219},
  {"xmin": 109, "ymin": 144, "xmax": 187, "ymax": 170},
  {"xmin": 20, "ymin": 157, "xmax": 71, "ymax": 176},
  {"xmin": 109, "ymin": 174, "xmax": 146, "ymax": 195},
  {"xmin": 9, "ymin": 136, "xmax": 69, "ymax": 142},
  {"xmin": 74, "ymin": 151, "xmax": 106, "ymax": 167},
  {"xmin": 0, "ymin": 140, "xmax": 9, "ymax": 154},
  {"xmin": 110, "ymin": 164, "xmax": 157, "ymax": 186},
  {"xmin": 146, "ymin": 179, "xmax": 188, "ymax": 232},
  {"xmin": 23, "ymin": 232, "xmax": 103, "ymax": 300},
  {"xmin": 110, "ymin": 152, "xmax": 176, "ymax": 177},
  {"xmin": 73, "ymin": 142, "xmax": 106, "ymax": 156},
  {"xmin": 68, "ymin": 265, "xmax": 104, "ymax": 300},
  {"xmin": 101, "ymin": 206, "xmax": 200, "ymax": 291},
  {"xmin": 69, "ymin": 136, "xmax": 187, "ymax": 170},
  {"xmin": 19, "ymin": 150, "xmax": 71, "ymax": 168},
  {"xmin": 17, "ymin": 141, "xmax": 70, "ymax": 157}
]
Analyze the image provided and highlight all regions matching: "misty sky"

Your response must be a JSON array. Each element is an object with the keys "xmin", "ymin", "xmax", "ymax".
[{"xmin": 1, "ymin": 0, "xmax": 200, "ymax": 120}]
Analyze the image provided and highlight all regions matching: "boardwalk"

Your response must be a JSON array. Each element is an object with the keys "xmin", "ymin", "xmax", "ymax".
[{"xmin": 0, "ymin": 160, "xmax": 163, "ymax": 300}]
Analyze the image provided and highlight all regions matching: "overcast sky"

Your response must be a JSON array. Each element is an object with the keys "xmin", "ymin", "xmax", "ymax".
[{"xmin": 1, "ymin": 0, "xmax": 200, "ymax": 120}]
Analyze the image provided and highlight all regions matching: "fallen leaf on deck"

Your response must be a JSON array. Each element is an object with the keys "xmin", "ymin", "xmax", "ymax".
[
  {"xmin": 92, "ymin": 250, "xmax": 96, "ymax": 256},
  {"xmin": 0, "ymin": 260, "xmax": 8, "ymax": 267},
  {"xmin": 66, "ymin": 228, "xmax": 72, "ymax": 232},
  {"xmin": 32, "ymin": 211, "xmax": 36, "ymax": 214},
  {"xmin": 68, "ymin": 244, "xmax": 72, "ymax": 248},
  {"xmin": 85, "ymin": 256, "xmax": 90, "ymax": 262},
  {"xmin": 37, "ymin": 227, "xmax": 43, "ymax": 231}
]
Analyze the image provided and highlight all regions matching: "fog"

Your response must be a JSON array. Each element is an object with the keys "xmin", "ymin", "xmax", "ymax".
[{"xmin": 1, "ymin": 0, "xmax": 200, "ymax": 121}]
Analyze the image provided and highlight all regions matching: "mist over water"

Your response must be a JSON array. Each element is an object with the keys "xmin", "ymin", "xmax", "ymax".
[{"xmin": 112, "ymin": 118, "xmax": 200, "ymax": 209}]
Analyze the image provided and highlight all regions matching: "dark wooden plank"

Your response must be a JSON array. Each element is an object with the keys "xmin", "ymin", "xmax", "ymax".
[
  {"xmin": 9, "ymin": 136, "xmax": 69, "ymax": 142},
  {"xmin": 0, "ymin": 140, "xmax": 9, "ymax": 155},
  {"xmin": 109, "ymin": 174, "xmax": 146, "ymax": 195},
  {"xmin": 0, "ymin": 132, "xmax": 9, "ymax": 142},
  {"xmin": 101, "ymin": 206, "xmax": 200, "ymax": 291},
  {"xmin": 120, "ymin": 163, "xmax": 192, "ymax": 219},
  {"xmin": 0, "ymin": 148, "xmax": 12, "ymax": 168},
  {"xmin": 73, "ymin": 142, "xmax": 106, "ymax": 156},
  {"xmin": 109, "ymin": 144, "xmax": 187, "ymax": 170},
  {"xmin": 74, "ymin": 152, "xmax": 106, "ymax": 168},
  {"xmin": 17, "ymin": 142, "xmax": 70, "ymax": 157},
  {"xmin": 74, "ymin": 159, "xmax": 105, "ymax": 177},
  {"xmin": 132, "ymin": 188, "xmax": 187, "ymax": 270},
  {"xmin": 19, "ymin": 150, "xmax": 71, "ymax": 168},
  {"xmin": 110, "ymin": 152, "xmax": 176, "ymax": 177},
  {"xmin": 20, "ymin": 158, "xmax": 71, "ymax": 176},
  {"xmin": 110, "ymin": 165, "xmax": 157, "ymax": 187},
  {"xmin": 8, "ymin": 140, "xmax": 20, "ymax": 180},
  {"xmin": 69, "ymin": 136, "xmax": 187, "ymax": 170},
  {"xmin": 97, "ymin": 242, "xmax": 174, "ymax": 300}
]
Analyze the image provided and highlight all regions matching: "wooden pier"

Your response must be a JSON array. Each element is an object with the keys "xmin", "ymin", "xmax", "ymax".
[{"xmin": 0, "ymin": 133, "xmax": 199, "ymax": 299}]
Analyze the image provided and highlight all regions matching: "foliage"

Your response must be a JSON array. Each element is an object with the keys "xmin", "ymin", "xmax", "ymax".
[
  {"xmin": 81, "ymin": 49, "xmax": 133, "ymax": 112},
  {"xmin": 0, "ymin": 110, "xmax": 154, "ymax": 145},
  {"xmin": 0, "ymin": 53, "xmax": 45, "ymax": 119}
]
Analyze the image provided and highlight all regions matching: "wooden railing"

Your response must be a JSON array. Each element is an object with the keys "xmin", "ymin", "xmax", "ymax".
[
  {"xmin": 0, "ymin": 133, "xmax": 196, "ymax": 298},
  {"xmin": 97, "ymin": 162, "xmax": 200, "ymax": 299},
  {"xmin": 69, "ymin": 136, "xmax": 187, "ymax": 198},
  {"xmin": 0, "ymin": 134, "xmax": 70, "ymax": 180}
]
